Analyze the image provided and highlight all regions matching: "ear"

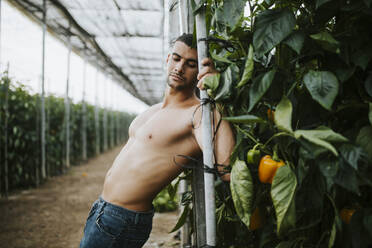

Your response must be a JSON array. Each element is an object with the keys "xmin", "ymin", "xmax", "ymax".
[{"xmin": 166, "ymin": 53, "xmax": 170, "ymax": 64}]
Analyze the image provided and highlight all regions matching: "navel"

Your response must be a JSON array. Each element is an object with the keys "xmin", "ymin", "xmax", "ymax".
[{"xmin": 148, "ymin": 134, "xmax": 152, "ymax": 139}]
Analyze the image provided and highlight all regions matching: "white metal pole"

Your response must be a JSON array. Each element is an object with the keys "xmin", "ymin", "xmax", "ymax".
[
  {"xmin": 82, "ymin": 54, "xmax": 87, "ymax": 161},
  {"xmin": 178, "ymin": 1, "xmax": 192, "ymax": 247},
  {"xmin": 94, "ymin": 69, "xmax": 100, "ymax": 155},
  {"xmin": 194, "ymin": 0, "xmax": 216, "ymax": 246},
  {"xmin": 41, "ymin": 0, "xmax": 46, "ymax": 180},
  {"xmin": 103, "ymin": 77, "xmax": 108, "ymax": 151},
  {"xmin": 0, "ymin": 0, "xmax": 2, "ymax": 73},
  {"xmin": 110, "ymin": 80, "xmax": 114, "ymax": 148},
  {"xmin": 65, "ymin": 30, "xmax": 71, "ymax": 169}
]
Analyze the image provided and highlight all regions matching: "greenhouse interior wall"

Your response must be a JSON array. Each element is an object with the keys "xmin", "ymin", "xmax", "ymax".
[{"xmin": 0, "ymin": 0, "xmax": 148, "ymax": 196}]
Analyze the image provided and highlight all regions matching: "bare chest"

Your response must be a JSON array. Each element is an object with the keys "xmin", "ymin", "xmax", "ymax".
[{"xmin": 131, "ymin": 109, "xmax": 195, "ymax": 148}]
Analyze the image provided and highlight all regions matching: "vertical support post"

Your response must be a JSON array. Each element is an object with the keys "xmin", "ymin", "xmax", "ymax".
[
  {"xmin": 110, "ymin": 80, "xmax": 114, "ymax": 148},
  {"xmin": 65, "ymin": 30, "xmax": 71, "ymax": 169},
  {"xmin": 103, "ymin": 77, "xmax": 108, "ymax": 151},
  {"xmin": 195, "ymin": 0, "xmax": 216, "ymax": 246},
  {"xmin": 94, "ymin": 69, "xmax": 100, "ymax": 155},
  {"xmin": 0, "ymin": 0, "xmax": 3, "ymax": 196},
  {"xmin": 3, "ymin": 70, "xmax": 9, "ymax": 198},
  {"xmin": 114, "ymin": 84, "xmax": 119, "ymax": 145},
  {"xmin": 81, "ymin": 54, "xmax": 87, "ymax": 161},
  {"xmin": 0, "ymin": 0, "xmax": 2, "ymax": 72},
  {"xmin": 40, "ymin": 0, "xmax": 47, "ymax": 180},
  {"xmin": 179, "ymin": 1, "xmax": 195, "ymax": 247}
]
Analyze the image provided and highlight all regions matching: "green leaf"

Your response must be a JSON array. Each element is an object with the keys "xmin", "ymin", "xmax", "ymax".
[
  {"xmin": 310, "ymin": 31, "xmax": 340, "ymax": 54},
  {"xmin": 303, "ymin": 70, "xmax": 339, "ymax": 111},
  {"xmin": 365, "ymin": 73, "xmax": 372, "ymax": 98},
  {"xmin": 319, "ymin": 157, "xmax": 339, "ymax": 178},
  {"xmin": 295, "ymin": 126, "xmax": 348, "ymax": 156},
  {"xmin": 352, "ymin": 48, "xmax": 372, "ymax": 70},
  {"xmin": 248, "ymin": 69, "xmax": 276, "ymax": 112},
  {"xmin": 339, "ymin": 144, "xmax": 364, "ymax": 170},
  {"xmin": 210, "ymin": 50, "xmax": 234, "ymax": 64},
  {"xmin": 169, "ymin": 206, "xmax": 190, "ymax": 233},
  {"xmin": 356, "ymin": 126, "xmax": 372, "ymax": 161},
  {"xmin": 218, "ymin": 0, "xmax": 246, "ymax": 30},
  {"xmin": 253, "ymin": 9, "xmax": 296, "ymax": 57},
  {"xmin": 335, "ymin": 160, "xmax": 360, "ymax": 194},
  {"xmin": 230, "ymin": 159, "xmax": 254, "ymax": 228},
  {"xmin": 271, "ymin": 165, "xmax": 297, "ymax": 235},
  {"xmin": 215, "ymin": 64, "xmax": 238, "ymax": 101},
  {"xmin": 223, "ymin": 114, "xmax": 265, "ymax": 124},
  {"xmin": 274, "ymin": 95, "xmax": 293, "ymax": 133},
  {"xmin": 369, "ymin": 103, "xmax": 372, "ymax": 125},
  {"xmin": 283, "ymin": 31, "xmax": 305, "ymax": 54},
  {"xmin": 316, "ymin": 0, "xmax": 332, "ymax": 8},
  {"xmin": 237, "ymin": 44, "xmax": 254, "ymax": 88},
  {"xmin": 203, "ymin": 73, "xmax": 220, "ymax": 93}
]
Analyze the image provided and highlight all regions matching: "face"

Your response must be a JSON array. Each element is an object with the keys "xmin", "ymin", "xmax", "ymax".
[{"xmin": 166, "ymin": 41, "xmax": 198, "ymax": 90}]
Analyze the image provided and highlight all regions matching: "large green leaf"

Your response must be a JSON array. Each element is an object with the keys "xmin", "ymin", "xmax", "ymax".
[
  {"xmin": 339, "ymin": 144, "xmax": 364, "ymax": 170},
  {"xmin": 230, "ymin": 159, "xmax": 254, "ymax": 228},
  {"xmin": 215, "ymin": 64, "xmax": 239, "ymax": 101},
  {"xmin": 294, "ymin": 126, "xmax": 348, "ymax": 156},
  {"xmin": 283, "ymin": 31, "xmax": 305, "ymax": 55},
  {"xmin": 210, "ymin": 50, "xmax": 234, "ymax": 64},
  {"xmin": 303, "ymin": 70, "xmax": 339, "ymax": 111},
  {"xmin": 253, "ymin": 9, "xmax": 296, "ymax": 57},
  {"xmin": 274, "ymin": 95, "xmax": 293, "ymax": 133},
  {"xmin": 356, "ymin": 126, "xmax": 372, "ymax": 161},
  {"xmin": 223, "ymin": 114, "xmax": 265, "ymax": 124},
  {"xmin": 217, "ymin": 0, "xmax": 246, "ymax": 30},
  {"xmin": 203, "ymin": 73, "xmax": 220, "ymax": 92},
  {"xmin": 248, "ymin": 69, "xmax": 276, "ymax": 112},
  {"xmin": 271, "ymin": 164, "xmax": 297, "ymax": 235},
  {"xmin": 310, "ymin": 31, "xmax": 340, "ymax": 54},
  {"xmin": 237, "ymin": 44, "xmax": 254, "ymax": 88}
]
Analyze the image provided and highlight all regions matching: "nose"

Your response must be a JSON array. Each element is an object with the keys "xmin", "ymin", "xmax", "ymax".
[{"xmin": 175, "ymin": 61, "xmax": 185, "ymax": 74}]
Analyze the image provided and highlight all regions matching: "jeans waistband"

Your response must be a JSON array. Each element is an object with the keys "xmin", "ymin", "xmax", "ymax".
[{"xmin": 97, "ymin": 196, "xmax": 155, "ymax": 217}]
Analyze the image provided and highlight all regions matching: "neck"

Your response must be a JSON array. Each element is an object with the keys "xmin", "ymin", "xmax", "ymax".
[{"xmin": 162, "ymin": 85, "xmax": 198, "ymax": 108}]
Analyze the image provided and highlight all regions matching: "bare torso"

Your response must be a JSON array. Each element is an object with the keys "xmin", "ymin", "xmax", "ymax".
[{"xmin": 101, "ymin": 101, "xmax": 202, "ymax": 211}]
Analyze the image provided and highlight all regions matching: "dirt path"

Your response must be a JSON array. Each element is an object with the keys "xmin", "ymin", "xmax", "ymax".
[{"xmin": 0, "ymin": 146, "xmax": 180, "ymax": 248}]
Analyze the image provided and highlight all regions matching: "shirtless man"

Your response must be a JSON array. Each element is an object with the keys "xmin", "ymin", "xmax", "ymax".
[{"xmin": 79, "ymin": 33, "xmax": 235, "ymax": 248}]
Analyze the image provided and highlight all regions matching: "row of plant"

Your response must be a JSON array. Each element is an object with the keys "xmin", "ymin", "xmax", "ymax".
[
  {"xmin": 0, "ymin": 73, "xmax": 135, "ymax": 194},
  {"xmin": 171, "ymin": 0, "xmax": 372, "ymax": 247}
]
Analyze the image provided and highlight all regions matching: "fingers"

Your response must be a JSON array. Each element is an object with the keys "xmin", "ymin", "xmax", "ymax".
[
  {"xmin": 197, "ymin": 80, "xmax": 204, "ymax": 90},
  {"xmin": 197, "ymin": 58, "xmax": 217, "ymax": 80}
]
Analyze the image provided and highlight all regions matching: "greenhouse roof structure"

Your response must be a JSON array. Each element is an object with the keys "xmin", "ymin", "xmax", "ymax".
[{"xmin": 10, "ymin": 0, "xmax": 167, "ymax": 105}]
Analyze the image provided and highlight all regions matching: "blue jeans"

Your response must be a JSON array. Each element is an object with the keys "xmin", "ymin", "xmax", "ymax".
[{"xmin": 79, "ymin": 197, "xmax": 154, "ymax": 248}]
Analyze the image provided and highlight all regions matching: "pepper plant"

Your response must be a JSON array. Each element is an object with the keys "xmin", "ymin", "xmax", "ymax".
[
  {"xmin": 0, "ymin": 74, "xmax": 135, "ymax": 193},
  {"xmin": 172, "ymin": 0, "xmax": 372, "ymax": 247}
]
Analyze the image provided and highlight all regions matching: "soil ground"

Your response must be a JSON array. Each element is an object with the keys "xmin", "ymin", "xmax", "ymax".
[{"xmin": 0, "ymin": 146, "xmax": 180, "ymax": 248}]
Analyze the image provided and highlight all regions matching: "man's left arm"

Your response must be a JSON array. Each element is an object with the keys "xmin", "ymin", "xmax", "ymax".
[{"xmin": 194, "ymin": 58, "xmax": 236, "ymax": 181}]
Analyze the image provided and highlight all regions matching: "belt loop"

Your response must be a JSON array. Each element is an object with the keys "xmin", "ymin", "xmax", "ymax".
[
  {"xmin": 97, "ymin": 200, "xmax": 106, "ymax": 214},
  {"xmin": 134, "ymin": 213, "xmax": 139, "ymax": 225}
]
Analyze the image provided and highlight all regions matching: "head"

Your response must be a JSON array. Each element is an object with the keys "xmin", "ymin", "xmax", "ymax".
[{"xmin": 166, "ymin": 33, "xmax": 198, "ymax": 91}]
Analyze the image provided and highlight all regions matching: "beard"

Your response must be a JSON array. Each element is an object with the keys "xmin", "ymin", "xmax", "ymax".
[{"xmin": 167, "ymin": 73, "xmax": 196, "ymax": 91}]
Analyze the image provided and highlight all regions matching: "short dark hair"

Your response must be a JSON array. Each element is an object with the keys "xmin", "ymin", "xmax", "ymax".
[{"xmin": 170, "ymin": 33, "xmax": 195, "ymax": 48}]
